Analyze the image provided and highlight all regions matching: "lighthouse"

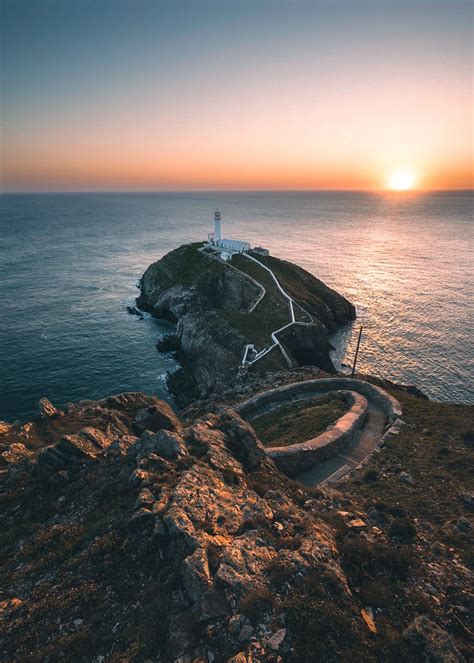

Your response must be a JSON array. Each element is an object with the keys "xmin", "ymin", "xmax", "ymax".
[
  {"xmin": 214, "ymin": 209, "xmax": 222, "ymax": 242},
  {"xmin": 206, "ymin": 209, "xmax": 251, "ymax": 256}
]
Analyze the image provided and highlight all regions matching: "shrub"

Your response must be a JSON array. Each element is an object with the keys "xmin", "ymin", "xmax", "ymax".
[
  {"xmin": 239, "ymin": 587, "xmax": 275, "ymax": 620},
  {"xmin": 282, "ymin": 569, "xmax": 365, "ymax": 663},
  {"xmin": 363, "ymin": 469, "xmax": 379, "ymax": 483},
  {"xmin": 388, "ymin": 518, "xmax": 417, "ymax": 542},
  {"xmin": 267, "ymin": 559, "xmax": 294, "ymax": 588},
  {"xmin": 340, "ymin": 539, "xmax": 414, "ymax": 584},
  {"xmin": 386, "ymin": 504, "xmax": 406, "ymax": 518},
  {"xmin": 359, "ymin": 579, "xmax": 393, "ymax": 608}
]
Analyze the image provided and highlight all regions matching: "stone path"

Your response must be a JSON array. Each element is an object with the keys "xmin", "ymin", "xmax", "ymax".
[
  {"xmin": 296, "ymin": 401, "xmax": 387, "ymax": 486},
  {"xmin": 239, "ymin": 253, "xmax": 313, "ymax": 367}
]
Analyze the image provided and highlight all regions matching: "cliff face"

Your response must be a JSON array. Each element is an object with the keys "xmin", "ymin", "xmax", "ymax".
[
  {"xmin": 137, "ymin": 243, "xmax": 262, "ymax": 320},
  {"xmin": 137, "ymin": 243, "xmax": 355, "ymax": 406}
]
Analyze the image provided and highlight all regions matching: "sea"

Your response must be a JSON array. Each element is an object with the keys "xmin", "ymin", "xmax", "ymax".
[{"xmin": 0, "ymin": 191, "xmax": 472, "ymax": 422}]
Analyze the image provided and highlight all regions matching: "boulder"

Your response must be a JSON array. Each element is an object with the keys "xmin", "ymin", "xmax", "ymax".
[
  {"xmin": 403, "ymin": 615, "xmax": 466, "ymax": 662},
  {"xmin": 36, "ymin": 427, "xmax": 115, "ymax": 477},
  {"xmin": 0, "ymin": 421, "xmax": 12, "ymax": 435},
  {"xmin": 182, "ymin": 548, "xmax": 213, "ymax": 602},
  {"xmin": 238, "ymin": 624, "xmax": 254, "ymax": 642},
  {"xmin": 227, "ymin": 654, "xmax": 248, "ymax": 663},
  {"xmin": 198, "ymin": 589, "xmax": 230, "ymax": 620},
  {"xmin": 126, "ymin": 306, "xmax": 144, "ymax": 319},
  {"xmin": 267, "ymin": 628, "xmax": 287, "ymax": 651},
  {"xmin": 153, "ymin": 429, "xmax": 188, "ymax": 459},
  {"xmin": 133, "ymin": 401, "xmax": 182, "ymax": 435},
  {"xmin": 217, "ymin": 409, "xmax": 273, "ymax": 472},
  {"xmin": 38, "ymin": 397, "xmax": 62, "ymax": 418},
  {"xmin": 400, "ymin": 471, "xmax": 414, "ymax": 485},
  {"xmin": 128, "ymin": 429, "xmax": 187, "ymax": 461},
  {"xmin": 216, "ymin": 536, "xmax": 276, "ymax": 595},
  {"xmin": 106, "ymin": 434, "xmax": 139, "ymax": 457},
  {"xmin": 1, "ymin": 442, "xmax": 33, "ymax": 464}
]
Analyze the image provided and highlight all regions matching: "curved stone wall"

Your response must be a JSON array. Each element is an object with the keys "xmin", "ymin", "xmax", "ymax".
[
  {"xmin": 237, "ymin": 377, "xmax": 402, "ymax": 422},
  {"xmin": 236, "ymin": 377, "xmax": 402, "ymax": 476},
  {"xmin": 266, "ymin": 390, "xmax": 367, "ymax": 476}
]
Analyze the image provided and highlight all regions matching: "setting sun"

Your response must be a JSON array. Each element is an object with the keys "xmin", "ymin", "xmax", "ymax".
[{"xmin": 387, "ymin": 168, "xmax": 417, "ymax": 191}]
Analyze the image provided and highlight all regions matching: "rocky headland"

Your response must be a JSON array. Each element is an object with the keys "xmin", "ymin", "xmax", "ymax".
[{"xmin": 136, "ymin": 243, "xmax": 355, "ymax": 406}]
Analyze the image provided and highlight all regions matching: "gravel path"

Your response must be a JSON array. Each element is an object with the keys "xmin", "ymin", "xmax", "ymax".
[{"xmin": 295, "ymin": 400, "xmax": 387, "ymax": 486}]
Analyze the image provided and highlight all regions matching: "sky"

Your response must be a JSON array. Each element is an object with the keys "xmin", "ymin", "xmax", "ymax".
[{"xmin": 0, "ymin": 0, "xmax": 472, "ymax": 192}]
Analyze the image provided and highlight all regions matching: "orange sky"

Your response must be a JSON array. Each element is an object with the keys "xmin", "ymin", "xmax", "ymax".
[{"xmin": 1, "ymin": 1, "xmax": 473, "ymax": 192}]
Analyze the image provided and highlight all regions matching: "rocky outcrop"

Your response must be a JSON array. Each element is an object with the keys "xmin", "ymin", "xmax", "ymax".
[
  {"xmin": 38, "ymin": 397, "xmax": 62, "ymax": 418},
  {"xmin": 35, "ymin": 426, "xmax": 118, "ymax": 478},
  {"xmin": 1, "ymin": 391, "xmax": 350, "ymax": 662},
  {"xmin": 137, "ymin": 243, "xmax": 262, "ymax": 321},
  {"xmin": 2, "ymin": 382, "xmax": 473, "ymax": 662},
  {"xmin": 137, "ymin": 243, "xmax": 356, "ymax": 406}
]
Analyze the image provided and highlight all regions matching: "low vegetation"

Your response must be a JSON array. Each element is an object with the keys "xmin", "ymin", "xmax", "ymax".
[
  {"xmin": 229, "ymin": 253, "xmax": 290, "ymax": 347},
  {"xmin": 251, "ymin": 394, "xmax": 347, "ymax": 447}
]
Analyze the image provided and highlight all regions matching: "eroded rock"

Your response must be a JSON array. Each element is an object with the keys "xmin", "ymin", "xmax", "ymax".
[
  {"xmin": 38, "ymin": 397, "xmax": 62, "ymax": 418},
  {"xmin": 133, "ymin": 401, "xmax": 182, "ymax": 435}
]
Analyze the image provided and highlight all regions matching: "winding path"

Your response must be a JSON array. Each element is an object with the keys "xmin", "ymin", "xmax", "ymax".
[
  {"xmin": 236, "ymin": 377, "xmax": 402, "ymax": 486},
  {"xmin": 199, "ymin": 245, "xmax": 314, "ymax": 369},
  {"xmin": 239, "ymin": 253, "xmax": 313, "ymax": 367}
]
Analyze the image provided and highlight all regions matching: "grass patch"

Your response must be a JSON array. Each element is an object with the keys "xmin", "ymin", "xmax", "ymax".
[
  {"xmin": 253, "ymin": 253, "xmax": 354, "ymax": 327},
  {"xmin": 251, "ymin": 394, "xmax": 347, "ymax": 447},
  {"xmin": 229, "ymin": 253, "xmax": 290, "ymax": 347},
  {"xmin": 346, "ymin": 390, "xmax": 474, "ymax": 566}
]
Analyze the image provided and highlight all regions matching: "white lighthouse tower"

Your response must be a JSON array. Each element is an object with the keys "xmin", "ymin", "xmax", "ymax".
[
  {"xmin": 214, "ymin": 209, "xmax": 222, "ymax": 242},
  {"xmin": 206, "ymin": 209, "xmax": 251, "ymax": 259}
]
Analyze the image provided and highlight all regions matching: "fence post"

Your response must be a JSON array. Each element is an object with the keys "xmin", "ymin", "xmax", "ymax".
[{"xmin": 351, "ymin": 326, "xmax": 363, "ymax": 378}]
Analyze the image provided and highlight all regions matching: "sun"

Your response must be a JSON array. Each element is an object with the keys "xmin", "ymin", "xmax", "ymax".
[{"xmin": 387, "ymin": 168, "xmax": 417, "ymax": 191}]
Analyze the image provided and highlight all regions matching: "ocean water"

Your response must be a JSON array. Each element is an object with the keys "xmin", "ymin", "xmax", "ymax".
[{"xmin": 0, "ymin": 191, "xmax": 472, "ymax": 421}]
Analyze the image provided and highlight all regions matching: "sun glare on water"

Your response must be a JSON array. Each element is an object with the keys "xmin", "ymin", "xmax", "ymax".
[{"xmin": 387, "ymin": 168, "xmax": 417, "ymax": 191}]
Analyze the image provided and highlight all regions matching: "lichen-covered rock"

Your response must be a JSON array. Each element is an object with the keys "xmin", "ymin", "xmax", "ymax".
[
  {"xmin": 106, "ymin": 434, "xmax": 139, "ymax": 457},
  {"xmin": 36, "ymin": 426, "xmax": 116, "ymax": 477},
  {"xmin": 216, "ymin": 533, "xmax": 277, "ymax": 594},
  {"xmin": 128, "ymin": 428, "xmax": 187, "ymax": 461},
  {"xmin": 0, "ymin": 421, "xmax": 12, "ymax": 435},
  {"xmin": 1, "ymin": 442, "xmax": 33, "ymax": 464},
  {"xmin": 182, "ymin": 547, "xmax": 213, "ymax": 602}
]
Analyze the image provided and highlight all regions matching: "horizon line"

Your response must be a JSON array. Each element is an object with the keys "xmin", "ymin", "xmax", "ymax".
[{"xmin": 1, "ymin": 187, "xmax": 473, "ymax": 195}]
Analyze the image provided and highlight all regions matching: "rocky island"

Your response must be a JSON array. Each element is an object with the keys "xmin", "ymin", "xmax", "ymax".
[
  {"xmin": 136, "ymin": 243, "xmax": 355, "ymax": 406},
  {"xmin": 1, "ymin": 246, "xmax": 472, "ymax": 663}
]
